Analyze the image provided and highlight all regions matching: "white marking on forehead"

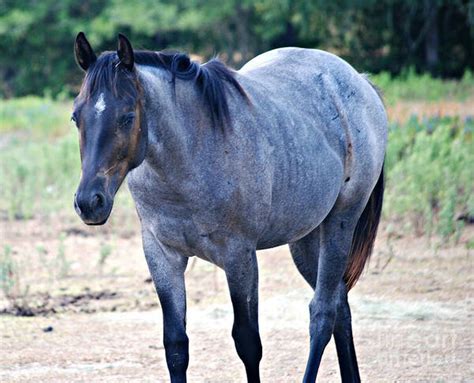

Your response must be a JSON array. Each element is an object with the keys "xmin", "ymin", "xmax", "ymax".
[{"xmin": 94, "ymin": 93, "xmax": 106, "ymax": 116}]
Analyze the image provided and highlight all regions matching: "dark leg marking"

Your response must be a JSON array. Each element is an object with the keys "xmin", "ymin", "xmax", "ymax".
[
  {"xmin": 143, "ymin": 231, "xmax": 189, "ymax": 383},
  {"xmin": 225, "ymin": 249, "xmax": 262, "ymax": 383}
]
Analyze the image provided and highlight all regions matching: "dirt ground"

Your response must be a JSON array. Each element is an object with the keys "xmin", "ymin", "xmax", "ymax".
[{"xmin": 0, "ymin": 213, "xmax": 472, "ymax": 382}]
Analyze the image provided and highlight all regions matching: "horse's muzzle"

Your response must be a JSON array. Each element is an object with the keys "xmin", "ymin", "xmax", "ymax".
[{"xmin": 74, "ymin": 190, "xmax": 113, "ymax": 225}]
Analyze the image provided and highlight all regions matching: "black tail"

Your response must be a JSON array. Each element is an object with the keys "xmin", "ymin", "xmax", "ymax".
[{"xmin": 344, "ymin": 165, "xmax": 384, "ymax": 290}]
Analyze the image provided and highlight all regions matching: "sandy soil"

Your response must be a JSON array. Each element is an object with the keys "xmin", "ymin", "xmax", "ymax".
[{"xmin": 0, "ymin": 214, "xmax": 472, "ymax": 382}]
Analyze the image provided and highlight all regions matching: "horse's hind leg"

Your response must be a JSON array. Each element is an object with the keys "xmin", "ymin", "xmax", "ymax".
[
  {"xmin": 334, "ymin": 281, "xmax": 360, "ymax": 382},
  {"xmin": 289, "ymin": 227, "xmax": 320, "ymax": 289},
  {"xmin": 290, "ymin": 226, "xmax": 360, "ymax": 382},
  {"xmin": 302, "ymin": 207, "xmax": 362, "ymax": 383}
]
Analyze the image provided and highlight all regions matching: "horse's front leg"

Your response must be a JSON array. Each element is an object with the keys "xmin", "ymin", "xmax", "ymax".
[
  {"xmin": 142, "ymin": 230, "xmax": 189, "ymax": 383},
  {"xmin": 225, "ymin": 247, "xmax": 262, "ymax": 383}
]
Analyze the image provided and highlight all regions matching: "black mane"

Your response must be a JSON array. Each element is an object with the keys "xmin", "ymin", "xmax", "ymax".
[{"xmin": 82, "ymin": 50, "xmax": 247, "ymax": 127}]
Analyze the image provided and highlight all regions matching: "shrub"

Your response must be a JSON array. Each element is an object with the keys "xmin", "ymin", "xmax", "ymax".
[{"xmin": 384, "ymin": 116, "xmax": 473, "ymax": 239}]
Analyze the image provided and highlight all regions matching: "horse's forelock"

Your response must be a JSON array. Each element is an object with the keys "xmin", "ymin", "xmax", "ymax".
[{"xmin": 80, "ymin": 52, "xmax": 140, "ymax": 102}]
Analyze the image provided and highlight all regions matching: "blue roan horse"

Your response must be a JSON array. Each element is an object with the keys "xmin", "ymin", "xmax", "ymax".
[{"xmin": 73, "ymin": 32, "xmax": 387, "ymax": 382}]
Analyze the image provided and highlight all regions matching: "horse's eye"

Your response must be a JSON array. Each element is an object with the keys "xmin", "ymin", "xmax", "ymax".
[
  {"xmin": 119, "ymin": 112, "xmax": 135, "ymax": 128},
  {"xmin": 117, "ymin": 151, "xmax": 127, "ymax": 161},
  {"xmin": 71, "ymin": 113, "xmax": 78, "ymax": 127}
]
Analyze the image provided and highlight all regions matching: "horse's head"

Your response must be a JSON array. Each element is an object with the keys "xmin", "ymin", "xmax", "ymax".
[{"xmin": 73, "ymin": 33, "xmax": 147, "ymax": 225}]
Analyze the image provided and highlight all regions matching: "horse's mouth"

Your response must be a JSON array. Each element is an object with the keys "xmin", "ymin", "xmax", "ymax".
[
  {"xmin": 83, "ymin": 217, "xmax": 109, "ymax": 226},
  {"xmin": 77, "ymin": 206, "xmax": 112, "ymax": 226}
]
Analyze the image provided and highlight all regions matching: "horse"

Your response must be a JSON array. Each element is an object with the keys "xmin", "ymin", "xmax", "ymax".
[{"xmin": 72, "ymin": 32, "xmax": 387, "ymax": 383}]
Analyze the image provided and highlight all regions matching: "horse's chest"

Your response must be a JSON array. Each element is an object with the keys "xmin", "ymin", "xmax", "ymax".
[{"xmin": 128, "ymin": 176, "xmax": 240, "ymax": 264}]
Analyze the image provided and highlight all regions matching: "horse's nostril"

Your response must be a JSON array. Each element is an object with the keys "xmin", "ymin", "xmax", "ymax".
[{"xmin": 92, "ymin": 193, "xmax": 105, "ymax": 210}]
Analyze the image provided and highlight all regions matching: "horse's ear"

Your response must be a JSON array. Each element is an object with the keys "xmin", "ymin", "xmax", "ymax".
[
  {"xmin": 117, "ymin": 33, "xmax": 134, "ymax": 71},
  {"xmin": 74, "ymin": 32, "xmax": 97, "ymax": 71}
]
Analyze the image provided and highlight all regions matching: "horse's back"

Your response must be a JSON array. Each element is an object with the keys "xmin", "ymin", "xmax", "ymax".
[
  {"xmin": 240, "ymin": 47, "xmax": 360, "ymax": 88},
  {"xmin": 239, "ymin": 47, "xmax": 387, "ymax": 144}
]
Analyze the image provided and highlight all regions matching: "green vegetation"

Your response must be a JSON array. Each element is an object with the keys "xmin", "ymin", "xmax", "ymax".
[
  {"xmin": 0, "ymin": 96, "xmax": 71, "ymax": 137},
  {"xmin": 56, "ymin": 232, "xmax": 70, "ymax": 278},
  {"xmin": 0, "ymin": 1, "xmax": 472, "ymax": 97},
  {"xmin": 98, "ymin": 242, "xmax": 113, "ymax": 273},
  {"xmin": 0, "ymin": 245, "xmax": 15, "ymax": 297},
  {"xmin": 0, "ymin": 131, "xmax": 79, "ymax": 220},
  {"xmin": 384, "ymin": 116, "xmax": 473, "ymax": 240},
  {"xmin": 0, "ymin": 244, "xmax": 31, "ymax": 311},
  {"xmin": 371, "ymin": 69, "xmax": 474, "ymax": 104},
  {"xmin": 0, "ymin": 97, "xmax": 85, "ymax": 219}
]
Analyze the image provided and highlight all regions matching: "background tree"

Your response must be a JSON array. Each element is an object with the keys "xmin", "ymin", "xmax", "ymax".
[{"xmin": 0, "ymin": 0, "xmax": 472, "ymax": 97}]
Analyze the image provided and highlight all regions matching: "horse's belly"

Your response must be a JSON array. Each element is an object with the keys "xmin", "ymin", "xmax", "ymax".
[
  {"xmin": 256, "ymin": 199, "xmax": 334, "ymax": 249},
  {"xmin": 256, "ymin": 149, "xmax": 343, "ymax": 249},
  {"xmin": 257, "ymin": 222, "xmax": 322, "ymax": 250}
]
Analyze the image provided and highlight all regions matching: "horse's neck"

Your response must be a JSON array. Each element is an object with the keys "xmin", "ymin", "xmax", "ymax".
[{"xmin": 137, "ymin": 65, "xmax": 211, "ymax": 183}]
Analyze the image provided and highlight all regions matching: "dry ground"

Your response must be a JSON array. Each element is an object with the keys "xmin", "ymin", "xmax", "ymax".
[{"xmin": 0, "ymin": 213, "xmax": 472, "ymax": 382}]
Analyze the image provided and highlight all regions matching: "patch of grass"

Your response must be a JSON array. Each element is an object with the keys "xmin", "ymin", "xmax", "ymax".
[
  {"xmin": 0, "ymin": 96, "xmax": 72, "ymax": 137},
  {"xmin": 371, "ymin": 69, "xmax": 474, "ymax": 104},
  {"xmin": 98, "ymin": 242, "xmax": 113, "ymax": 274},
  {"xmin": 56, "ymin": 233, "xmax": 70, "ymax": 278},
  {"xmin": 0, "ymin": 245, "xmax": 31, "ymax": 313},
  {"xmin": 384, "ymin": 116, "xmax": 473, "ymax": 239},
  {"xmin": 0, "ymin": 245, "xmax": 15, "ymax": 297},
  {"xmin": 0, "ymin": 131, "xmax": 81, "ymax": 219},
  {"xmin": 467, "ymin": 239, "xmax": 474, "ymax": 250}
]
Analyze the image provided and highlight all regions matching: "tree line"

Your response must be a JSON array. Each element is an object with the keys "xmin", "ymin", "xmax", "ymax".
[{"xmin": 0, "ymin": 0, "xmax": 472, "ymax": 97}]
